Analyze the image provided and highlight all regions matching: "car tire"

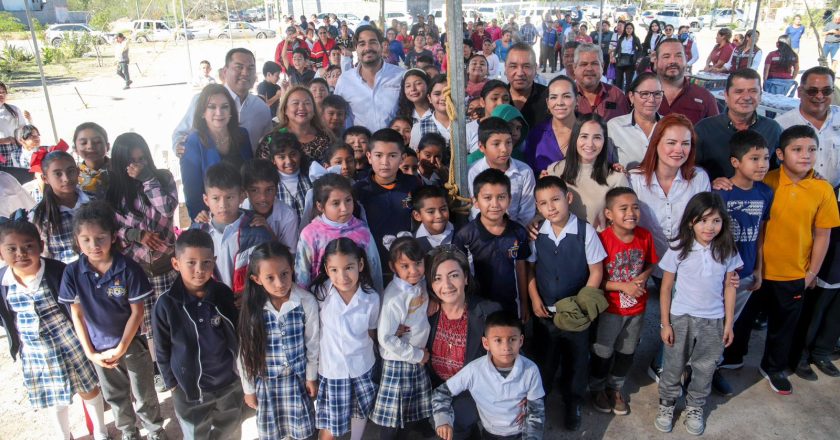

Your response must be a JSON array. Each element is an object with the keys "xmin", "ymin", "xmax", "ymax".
[
  {"xmin": 137, "ymin": 36, "xmax": 148, "ymax": 43},
  {"xmin": 218, "ymin": 33, "xmax": 228, "ymax": 39},
  {"xmin": 51, "ymin": 38, "xmax": 62, "ymax": 48},
  {"xmin": 256, "ymin": 32, "xmax": 266, "ymax": 39}
]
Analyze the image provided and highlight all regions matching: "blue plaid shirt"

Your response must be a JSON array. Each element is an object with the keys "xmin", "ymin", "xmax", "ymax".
[
  {"xmin": 28, "ymin": 189, "xmax": 90, "ymax": 264},
  {"xmin": 520, "ymin": 23, "xmax": 538, "ymax": 45}
]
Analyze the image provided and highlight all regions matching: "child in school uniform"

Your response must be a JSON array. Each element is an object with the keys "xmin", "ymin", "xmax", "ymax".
[
  {"xmin": 58, "ymin": 201, "xmax": 165, "ymax": 440},
  {"xmin": 106, "ymin": 132, "xmax": 179, "ymax": 392},
  {"xmin": 467, "ymin": 117, "xmax": 536, "ymax": 226},
  {"xmin": 191, "ymin": 162, "xmax": 273, "ymax": 295},
  {"xmin": 399, "ymin": 149, "xmax": 420, "ymax": 176},
  {"xmin": 28, "ymin": 151, "xmax": 90, "ymax": 264},
  {"xmin": 153, "ymin": 230, "xmax": 243, "ymax": 439},
  {"xmin": 432, "ymin": 311, "xmax": 545, "ymax": 440},
  {"xmin": 656, "ymin": 192, "xmax": 742, "ymax": 436},
  {"xmin": 412, "ymin": 185, "xmax": 454, "ymax": 254},
  {"xmin": 267, "ymin": 132, "xmax": 313, "ymax": 225},
  {"xmin": 0, "ymin": 219, "xmax": 109, "ymax": 440},
  {"xmin": 344, "ymin": 125, "xmax": 372, "ymax": 176},
  {"xmin": 527, "ymin": 176, "xmax": 606, "ymax": 431},
  {"xmin": 455, "ymin": 169, "xmax": 531, "ymax": 318},
  {"xmin": 712, "ymin": 130, "xmax": 773, "ymax": 394},
  {"xmin": 311, "ymin": 237, "xmax": 381, "ymax": 440},
  {"xmin": 371, "ymin": 237, "xmax": 433, "ymax": 439},
  {"xmin": 322, "ymin": 143, "xmax": 357, "ymax": 181},
  {"xmin": 238, "ymin": 241, "xmax": 320, "ymax": 440},
  {"xmin": 73, "ymin": 122, "xmax": 110, "ymax": 200},
  {"xmin": 354, "ymin": 128, "xmax": 421, "ymax": 280},
  {"xmin": 241, "ymin": 159, "xmax": 300, "ymax": 252},
  {"xmin": 295, "ymin": 173, "xmax": 383, "ymax": 291},
  {"xmin": 590, "ymin": 187, "xmax": 657, "ymax": 415},
  {"xmin": 415, "ymin": 132, "xmax": 447, "ymax": 186}
]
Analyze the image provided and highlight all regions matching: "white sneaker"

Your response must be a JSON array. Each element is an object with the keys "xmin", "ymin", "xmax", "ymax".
[
  {"xmin": 684, "ymin": 406, "xmax": 705, "ymax": 436},
  {"xmin": 654, "ymin": 401, "xmax": 675, "ymax": 433}
]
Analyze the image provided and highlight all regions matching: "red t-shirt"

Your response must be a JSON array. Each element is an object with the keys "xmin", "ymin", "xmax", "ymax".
[
  {"xmin": 765, "ymin": 50, "xmax": 795, "ymax": 80},
  {"xmin": 599, "ymin": 226, "xmax": 659, "ymax": 316}
]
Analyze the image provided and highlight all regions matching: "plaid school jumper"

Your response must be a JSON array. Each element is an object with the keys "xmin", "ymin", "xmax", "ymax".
[
  {"xmin": 5, "ymin": 276, "xmax": 98, "ymax": 408},
  {"xmin": 255, "ymin": 305, "xmax": 316, "ymax": 440}
]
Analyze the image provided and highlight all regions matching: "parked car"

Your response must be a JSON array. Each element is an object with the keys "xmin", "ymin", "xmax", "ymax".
[
  {"xmin": 209, "ymin": 22, "xmax": 276, "ymax": 39},
  {"xmin": 613, "ymin": 6, "xmax": 638, "ymax": 22},
  {"xmin": 335, "ymin": 13, "xmax": 361, "ymax": 29},
  {"xmin": 385, "ymin": 12, "xmax": 413, "ymax": 26},
  {"xmin": 640, "ymin": 10, "xmax": 658, "ymax": 27},
  {"xmin": 243, "ymin": 8, "xmax": 266, "ymax": 22},
  {"xmin": 130, "ymin": 20, "xmax": 193, "ymax": 42},
  {"xmin": 700, "ymin": 8, "xmax": 746, "ymax": 28},
  {"xmin": 45, "ymin": 23, "xmax": 112, "ymax": 47},
  {"xmin": 654, "ymin": 10, "xmax": 703, "ymax": 32}
]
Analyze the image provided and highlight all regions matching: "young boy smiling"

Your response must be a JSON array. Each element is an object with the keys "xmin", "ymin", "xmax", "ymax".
[
  {"xmin": 467, "ymin": 117, "xmax": 536, "ymax": 226},
  {"xmin": 432, "ymin": 311, "xmax": 545, "ymax": 440},
  {"xmin": 412, "ymin": 185, "xmax": 453, "ymax": 254},
  {"xmin": 353, "ymin": 128, "xmax": 421, "ymax": 280},
  {"xmin": 240, "ymin": 159, "xmax": 299, "ymax": 252}
]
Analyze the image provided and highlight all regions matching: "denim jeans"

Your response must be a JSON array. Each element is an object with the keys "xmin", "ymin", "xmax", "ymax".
[{"xmin": 764, "ymin": 78, "xmax": 795, "ymax": 96}]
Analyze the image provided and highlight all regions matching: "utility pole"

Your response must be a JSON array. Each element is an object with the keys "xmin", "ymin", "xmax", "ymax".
[{"xmin": 23, "ymin": 0, "xmax": 58, "ymax": 142}]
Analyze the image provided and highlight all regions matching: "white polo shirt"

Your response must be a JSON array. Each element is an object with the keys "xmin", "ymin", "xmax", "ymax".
[
  {"xmin": 629, "ymin": 168, "xmax": 710, "ymax": 276},
  {"xmin": 607, "ymin": 111, "xmax": 659, "ymax": 169},
  {"xmin": 439, "ymin": 354, "xmax": 544, "ymax": 437},
  {"xmin": 527, "ymin": 213, "xmax": 607, "ymax": 264},
  {"xmin": 659, "ymin": 244, "xmax": 743, "ymax": 319},
  {"xmin": 468, "ymin": 157, "xmax": 537, "ymax": 226},
  {"xmin": 241, "ymin": 198, "xmax": 299, "ymax": 253},
  {"xmin": 775, "ymin": 106, "xmax": 840, "ymax": 187},
  {"xmin": 317, "ymin": 281, "xmax": 380, "ymax": 379},
  {"xmin": 335, "ymin": 60, "xmax": 404, "ymax": 132}
]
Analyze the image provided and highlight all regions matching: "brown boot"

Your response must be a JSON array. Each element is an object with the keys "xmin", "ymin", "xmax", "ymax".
[
  {"xmin": 611, "ymin": 389, "xmax": 629, "ymax": 415},
  {"xmin": 592, "ymin": 390, "xmax": 611, "ymax": 413}
]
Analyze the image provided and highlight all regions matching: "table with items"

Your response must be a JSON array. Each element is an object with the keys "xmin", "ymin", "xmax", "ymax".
[
  {"xmin": 689, "ymin": 72, "xmax": 730, "ymax": 92},
  {"xmin": 712, "ymin": 90, "xmax": 800, "ymax": 119}
]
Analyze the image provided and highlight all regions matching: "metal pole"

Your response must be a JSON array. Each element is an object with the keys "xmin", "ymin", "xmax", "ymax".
[
  {"xmin": 445, "ymin": 0, "xmax": 468, "ymax": 194},
  {"xmin": 180, "ymin": 0, "xmax": 193, "ymax": 78},
  {"xmin": 23, "ymin": 0, "xmax": 58, "ymax": 142},
  {"xmin": 135, "ymin": 0, "xmax": 141, "ymax": 20},
  {"xmin": 597, "ymin": 0, "xmax": 604, "ymax": 68},
  {"xmin": 804, "ymin": 2, "xmax": 828, "ymax": 67},
  {"xmin": 265, "ymin": 0, "xmax": 271, "ymax": 28},
  {"xmin": 747, "ymin": 0, "xmax": 760, "ymax": 68},
  {"xmin": 225, "ymin": 0, "xmax": 234, "ymax": 47},
  {"xmin": 379, "ymin": 0, "xmax": 385, "ymax": 31}
]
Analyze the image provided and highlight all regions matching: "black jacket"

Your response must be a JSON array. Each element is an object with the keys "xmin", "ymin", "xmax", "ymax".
[
  {"xmin": 0, "ymin": 258, "xmax": 68, "ymax": 361},
  {"xmin": 426, "ymin": 298, "xmax": 502, "ymax": 386},
  {"xmin": 152, "ymin": 275, "xmax": 239, "ymax": 402}
]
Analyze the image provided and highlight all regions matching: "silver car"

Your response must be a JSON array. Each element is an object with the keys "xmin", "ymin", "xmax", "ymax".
[
  {"xmin": 45, "ymin": 23, "xmax": 111, "ymax": 47},
  {"xmin": 210, "ymin": 22, "xmax": 277, "ymax": 39}
]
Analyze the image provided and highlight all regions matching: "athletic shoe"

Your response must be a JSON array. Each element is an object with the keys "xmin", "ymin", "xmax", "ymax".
[
  {"xmin": 813, "ymin": 359, "xmax": 840, "ymax": 377},
  {"xmin": 759, "ymin": 367, "xmax": 793, "ymax": 394},
  {"xmin": 592, "ymin": 390, "xmax": 611, "ymax": 414},
  {"xmin": 684, "ymin": 406, "xmax": 705, "ymax": 436},
  {"xmin": 718, "ymin": 359, "xmax": 744, "ymax": 370},
  {"xmin": 154, "ymin": 374, "xmax": 167, "ymax": 393},
  {"xmin": 611, "ymin": 389, "xmax": 629, "ymax": 416},
  {"xmin": 654, "ymin": 400, "xmax": 675, "ymax": 433},
  {"xmin": 712, "ymin": 370, "xmax": 734, "ymax": 396},
  {"xmin": 795, "ymin": 360, "xmax": 818, "ymax": 381}
]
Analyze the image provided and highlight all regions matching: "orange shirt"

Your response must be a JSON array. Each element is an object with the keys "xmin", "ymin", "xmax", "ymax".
[{"xmin": 763, "ymin": 167, "xmax": 840, "ymax": 281}]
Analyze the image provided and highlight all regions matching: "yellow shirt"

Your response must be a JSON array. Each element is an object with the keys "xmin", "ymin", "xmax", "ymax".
[{"xmin": 763, "ymin": 167, "xmax": 840, "ymax": 281}]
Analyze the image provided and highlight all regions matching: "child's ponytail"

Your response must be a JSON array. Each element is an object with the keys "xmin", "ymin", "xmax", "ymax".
[{"xmin": 32, "ymin": 151, "xmax": 75, "ymax": 235}]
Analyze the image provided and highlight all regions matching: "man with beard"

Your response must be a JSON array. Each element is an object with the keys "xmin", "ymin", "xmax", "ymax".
[
  {"xmin": 172, "ymin": 48, "xmax": 272, "ymax": 156},
  {"xmin": 776, "ymin": 66, "xmax": 840, "ymax": 187},
  {"xmin": 573, "ymin": 44, "xmax": 629, "ymax": 122},
  {"xmin": 653, "ymin": 38, "xmax": 718, "ymax": 124},
  {"xmin": 694, "ymin": 68, "xmax": 782, "ymax": 181},
  {"xmin": 335, "ymin": 25, "xmax": 405, "ymax": 131},
  {"xmin": 506, "ymin": 42, "xmax": 548, "ymax": 128}
]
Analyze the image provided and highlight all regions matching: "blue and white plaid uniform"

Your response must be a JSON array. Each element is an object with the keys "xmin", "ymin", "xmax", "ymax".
[
  {"xmin": 255, "ymin": 305, "xmax": 316, "ymax": 439},
  {"xmin": 370, "ymin": 359, "xmax": 432, "ymax": 428},
  {"xmin": 4, "ymin": 271, "xmax": 98, "ymax": 408},
  {"xmin": 28, "ymin": 189, "xmax": 89, "ymax": 264},
  {"xmin": 142, "ymin": 270, "xmax": 177, "ymax": 336},
  {"xmin": 277, "ymin": 174, "xmax": 312, "ymax": 222},
  {"xmin": 316, "ymin": 368, "xmax": 377, "ymax": 436}
]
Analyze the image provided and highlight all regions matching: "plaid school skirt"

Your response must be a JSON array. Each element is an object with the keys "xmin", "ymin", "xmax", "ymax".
[
  {"xmin": 256, "ymin": 373, "xmax": 316, "ymax": 440},
  {"xmin": 370, "ymin": 360, "xmax": 433, "ymax": 428},
  {"xmin": 141, "ymin": 269, "xmax": 177, "ymax": 337},
  {"xmin": 316, "ymin": 368, "xmax": 377, "ymax": 436}
]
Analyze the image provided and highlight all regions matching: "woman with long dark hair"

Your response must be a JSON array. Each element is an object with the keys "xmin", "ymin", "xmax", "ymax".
[
  {"xmin": 180, "ymin": 83, "xmax": 252, "ymax": 218},
  {"xmin": 614, "ymin": 23, "xmax": 642, "ymax": 91},
  {"xmin": 522, "ymin": 75, "xmax": 578, "ymax": 173},
  {"xmin": 545, "ymin": 114, "xmax": 630, "ymax": 230},
  {"xmin": 642, "ymin": 20, "xmax": 663, "ymax": 57},
  {"xmin": 763, "ymin": 35, "xmax": 799, "ymax": 95},
  {"xmin": 724, "ymin": 29, "xmax": 762, "ymax": 72},
  {"xmin": 397, "ymin": 69, "xmax": 431, "ymax": 122}
]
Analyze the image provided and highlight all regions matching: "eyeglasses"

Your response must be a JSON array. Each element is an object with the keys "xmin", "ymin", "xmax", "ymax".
[
  {"xmin": 804, "ymin": 87, "xmax": 834, "ymax": 97},
  {"xmin": 632, "ymin": 90, "xmax": 664, "ymax": 100}
]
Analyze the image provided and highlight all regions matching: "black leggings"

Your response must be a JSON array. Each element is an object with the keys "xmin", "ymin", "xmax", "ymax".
[{"xmin": 615, "ymin": 65, "xmax": 635, "ymax": 91}]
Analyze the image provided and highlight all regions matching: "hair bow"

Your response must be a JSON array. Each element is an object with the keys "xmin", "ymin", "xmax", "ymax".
[
  {"xmin": 29, "ymin": 139, "xmax": 69, "ymax": 174},
  {"xmin": 382, "ymin": 231, "xmax": 413, "ymax": 251},
  {"xmin": 308, "ymin": 161, "xmax": 343, "ymax": 181},
  {"xmin": 0, "ymin": 208, "xmax": 29, "ymax": 224}
]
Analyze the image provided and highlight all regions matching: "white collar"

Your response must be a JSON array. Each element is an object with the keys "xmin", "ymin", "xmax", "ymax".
[
  {"xmin": 390, "ymin": 276, "xmax": 425, "ymax": 294},
  {"xmin": 263, "ymin": 285, "xmax": 305, "ymax": 315},
  {"xmin": 1, "ymin": 258, "xmax": 46, "ymax": 291},
  {"xmin": 538, "ymin": 213, "xmax": 579, "ymax": 239},
  {"xmin": 59, "ymin": 189, "xmax": 89, "ymax": 213},
  {"xmin": 479, "ymin": 157, "xmax": 521, "ymax": 177},
  {"xmin": 415, "ymin": 222, "xmax": 454, "ymax": 240},
  {"xmin": 483, "ymin": 353, "xmax": 523, "ymax": 382}
]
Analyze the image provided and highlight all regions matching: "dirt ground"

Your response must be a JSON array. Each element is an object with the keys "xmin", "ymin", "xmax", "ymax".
[{"xmin": 1, "ymin": 23, "xmax": 839, "ymax": 440}]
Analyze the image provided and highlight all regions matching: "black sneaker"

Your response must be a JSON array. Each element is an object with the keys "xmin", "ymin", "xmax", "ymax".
[
  {"xmin": 812, "ymin": 359, "xmax": 840, "ymax": 377},
  {"xmin": 712, "ymin": 370, "xmax": 734, "ymax": 396},
  {"xmin": 564, "ymin": 404, "xmax": 582, "ymax": 431},
  {"xmin": 795, "ymin": 360, "xmax": 818, "ymax": 381},
  {"xmin": 759, "ymin": 367, "xmax": 792, "ymax": 395}
]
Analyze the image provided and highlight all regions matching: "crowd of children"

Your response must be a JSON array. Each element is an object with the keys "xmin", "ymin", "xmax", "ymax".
[{"xmin": 1, "ymin": 92, "xmax": 839, "ymax": 440}]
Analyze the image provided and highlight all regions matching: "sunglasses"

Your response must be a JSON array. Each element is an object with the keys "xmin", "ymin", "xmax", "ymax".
[{"xmin": 804, "ymin": 87, "xmax": 834, "ymax": 97}]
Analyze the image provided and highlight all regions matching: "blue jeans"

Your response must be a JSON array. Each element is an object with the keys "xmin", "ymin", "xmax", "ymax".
[
  {"xmin": 824, "ymin": 42, "xmax": 840, "ymax": 61},
  {"xmin": 764, "ymin": 78, "xmax": 795, "ymax": 95}
]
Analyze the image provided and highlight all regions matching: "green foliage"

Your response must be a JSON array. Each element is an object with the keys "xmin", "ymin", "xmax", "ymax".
[
  {"xmin": 0, "ymin": 12, "xmax": 25, "ymax": 33},
  {"xmin": 3, "ymin": 44, "xmax": 34, "ymax": 63},
  {"xmin": 89, "ymin": 11, "xmax": 113, "ymax": 32},
  {"xmin": 41, "ymin": 46, "xmax": 65, "ymax": 64}
]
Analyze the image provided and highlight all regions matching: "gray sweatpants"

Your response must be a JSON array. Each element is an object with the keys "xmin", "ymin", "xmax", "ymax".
[
  {"xmin": 94, "ymin": 337, "xmax": 163, "ymax": 434},
  {"xmin": 659, "ymin": 314, "xmax": 724, "ymax": 408},
  {"xmin": 590, "ymin": 313, "xmax": 644, "ymax": 390}
]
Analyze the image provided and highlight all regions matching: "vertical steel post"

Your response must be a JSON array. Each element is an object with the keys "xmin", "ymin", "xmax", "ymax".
[
  {"xmin": 23, "ymin": 0, "xmax": 58, "ymax": 142},
  {"xmin": 446, "ymin": 0, "xmax": 468, "ymax": 194}
]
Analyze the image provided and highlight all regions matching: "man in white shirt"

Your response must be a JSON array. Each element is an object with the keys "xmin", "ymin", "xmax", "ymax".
[
  {"xmin": 172, "ymin": 48, "xmax": 273, "ymax": 155},
  {"xmin": 335, "ymin": 25, "xmax": 405, "ymax": 132},
  {"xmin": 775, "ymin": 66, "xmax": 840, "ymax": 187}
]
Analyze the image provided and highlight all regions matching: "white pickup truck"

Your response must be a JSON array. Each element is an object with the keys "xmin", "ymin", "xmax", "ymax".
[
  {"xmin": 654, "ymin": 10, "xmax": 703, "ymax": 32},
  {"xmin": 130, "ymin": 20, "xmax": 193, "ymax": 42}
]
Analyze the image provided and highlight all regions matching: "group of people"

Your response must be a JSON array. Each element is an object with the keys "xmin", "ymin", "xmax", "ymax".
[{"xmin": 0, "ymin": 10, "xmax": 839, "ymax": 440}]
